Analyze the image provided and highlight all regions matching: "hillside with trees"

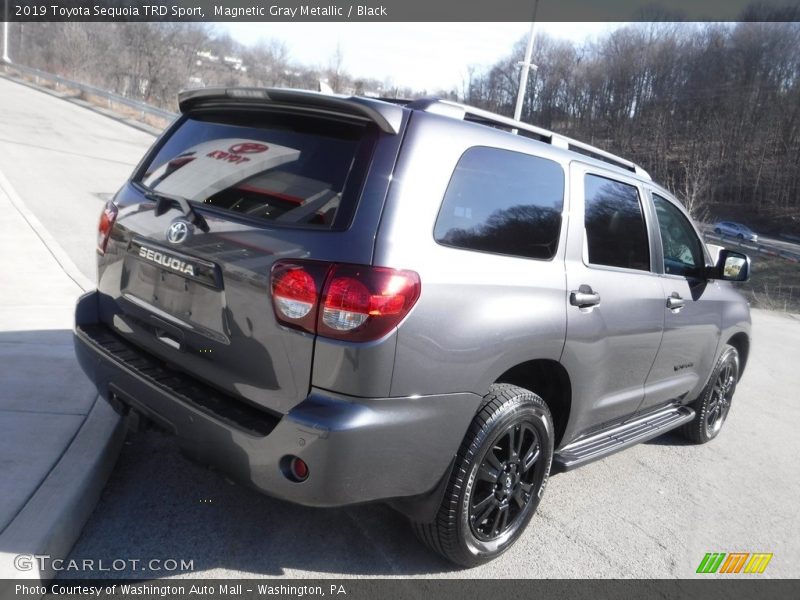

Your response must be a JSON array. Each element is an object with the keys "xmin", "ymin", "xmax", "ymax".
[
  {"xmin": 4, "ymin": 16, "xmax": 800, "ymax": 234},
  {"xmin": 464, "ymin": 19, "xmax": 800, "ymax": 235}
]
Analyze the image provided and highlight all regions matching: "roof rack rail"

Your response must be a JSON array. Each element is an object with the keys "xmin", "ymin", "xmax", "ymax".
[{"xmin": 405, "ymin": 98, "xmax": 651, "ymax": 179}]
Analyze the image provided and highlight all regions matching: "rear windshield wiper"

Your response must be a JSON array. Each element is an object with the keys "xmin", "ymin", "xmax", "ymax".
[{"xmin": 145, "ymin": 190, "xmax": 210, "ymax": 233}]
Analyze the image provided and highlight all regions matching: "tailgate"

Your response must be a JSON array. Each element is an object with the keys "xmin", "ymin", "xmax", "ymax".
[{"xmin": 96, "ymin": 104, "xmax": 398, "ymax": 415}]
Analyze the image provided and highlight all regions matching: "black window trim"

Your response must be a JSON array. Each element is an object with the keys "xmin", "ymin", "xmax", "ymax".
[
  {"xmin": 648, "ymin": 188, "xmax": 713, "ymax": 280},
  {"xmin": 432, "ymin": 145, "xmax": 567, "ymax": 263},
  {"xmin": 580, "ymin": 167, "xmax": 656, "ymax": 275}
]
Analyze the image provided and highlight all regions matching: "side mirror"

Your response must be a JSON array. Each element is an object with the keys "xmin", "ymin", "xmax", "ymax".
[{"xmin": 708, "ymin": 249, "xmax": 750, "ymax": 282}]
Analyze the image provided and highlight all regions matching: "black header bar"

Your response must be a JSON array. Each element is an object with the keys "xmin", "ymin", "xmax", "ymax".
[{"xmin": 4, "ymin": 0, "xmax": 800, "ymax": 22}]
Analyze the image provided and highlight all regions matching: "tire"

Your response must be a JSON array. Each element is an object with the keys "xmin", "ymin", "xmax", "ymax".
[
  {"xmin": 412, "ymin": 384, "xmax": 553, "ymax": 567},
  {"xmin": 680, "ymin": 344, "xmax": 739, "ymax": 444},
  {"xmin": 737, "ymin": 233, "xmax": 744, "ymax": 240}
]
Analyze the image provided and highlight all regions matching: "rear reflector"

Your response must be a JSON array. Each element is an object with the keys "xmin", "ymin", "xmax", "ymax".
[
  {"xmin": 280, "ymin": 455, "xmax": 309, "ymax": 483},
  {"xmin": 270, "ymin": 260, "xmax": 420, "ymax": 342},
  {"xmin": 290, "ymin": 457, "xmax": 308, "ymax": 481},
  {"xmin": 97, "ymin": 201, "xmax": 119, "ymax": 255}
]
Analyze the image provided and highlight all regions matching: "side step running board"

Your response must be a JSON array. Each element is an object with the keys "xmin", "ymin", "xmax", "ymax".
[{"xmin": 553, "ymin": 405, "xmax": 695, "ymax": 472}]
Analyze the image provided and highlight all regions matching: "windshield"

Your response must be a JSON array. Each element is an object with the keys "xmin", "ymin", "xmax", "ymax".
[{"xmin": 138, "ymin": 111, "xmax": 372, "ymax": 229}]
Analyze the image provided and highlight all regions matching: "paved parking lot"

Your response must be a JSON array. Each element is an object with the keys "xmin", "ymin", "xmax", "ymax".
[
  {"xmin": 58, "ymin": 308, "xmax": 799, "ymax": 579},
  {"xmin": 1, "ymin": 75, "xmax": 798, "ymax": 579}
]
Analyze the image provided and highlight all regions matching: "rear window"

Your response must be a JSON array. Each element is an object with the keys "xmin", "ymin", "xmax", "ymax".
[
  {"xmin": 434, "ymin": 147, "xmax": 565, "ymax": 260},
  {"xmin": 138, "ymin": 111, "xmax": 375, "ymax": 229}
]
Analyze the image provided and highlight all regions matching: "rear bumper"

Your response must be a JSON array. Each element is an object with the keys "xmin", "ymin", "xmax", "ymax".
[{"xmin": 74, "ymin": 291, "xmax": 480, "ymax": 507}]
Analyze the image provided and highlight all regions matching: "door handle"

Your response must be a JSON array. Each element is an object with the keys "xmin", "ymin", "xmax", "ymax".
[
  {"xmin": 666, "ymin": 293, "xmax": 686, "ymax": 311},
  {"xmin": 570, "ymin": 285, "xmax": 601, "ymax": 308}
]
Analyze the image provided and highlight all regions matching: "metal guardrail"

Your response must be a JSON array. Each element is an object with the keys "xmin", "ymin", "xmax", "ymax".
[
  {"xmin": 1, "ymin": 60, "xmax": 177, "ymax": 122},
  {"xmin": 704, "ymin": 232, "xmax": 800, "ymax": 264}
]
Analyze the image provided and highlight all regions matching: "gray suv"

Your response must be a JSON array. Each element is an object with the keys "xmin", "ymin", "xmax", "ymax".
[{"xmin": 74, "ymin": 89, "xmax": 752, "ymax": 566}]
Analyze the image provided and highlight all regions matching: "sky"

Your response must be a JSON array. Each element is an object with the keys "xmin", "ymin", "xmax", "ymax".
[{"xmin": 218, "ymin": 22, "xmax": 622, "ymax": 92}]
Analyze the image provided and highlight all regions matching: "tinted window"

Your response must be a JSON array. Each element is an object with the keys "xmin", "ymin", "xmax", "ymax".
[
  {"xmin": 584, "ymin": 174, "xmax": 650, "ymax": 271},
  {"xmin": 138, "ymin": 112, "xmax": 373, "ymax": 229},
  {"xmin": 434, "ymin": 147, "xmax": 564, "ymax": 260},
  {"xmin": 653, "ymin": 194, "xmax": 704, "ymax": 277}
]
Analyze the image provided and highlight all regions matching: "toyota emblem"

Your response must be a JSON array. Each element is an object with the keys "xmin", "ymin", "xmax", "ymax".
[
  {"xmin": 166, "ymin": 220, "xmax": 191, "ymax": 245},
  {"xmin": 229, "ymin": 142, "xmax": 268, "ymax": 154}
]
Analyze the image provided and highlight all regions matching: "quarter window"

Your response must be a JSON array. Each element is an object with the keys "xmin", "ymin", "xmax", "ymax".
[
  {"xmin": 584, "ymin": 174, "xmax": 650, "ymax": 271},
  {"xmin": 434, "ymin": 147, "xmax": 565, "ymax": 260},
  {"xmin": 653, "ymin": 194, "xmax": 705, "ymax": 277}
]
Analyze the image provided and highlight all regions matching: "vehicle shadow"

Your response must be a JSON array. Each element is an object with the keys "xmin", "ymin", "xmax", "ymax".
[
  {"xmin": 61, "ymin": 427, "xmax": 462, "ymax": 578},
  {"xmin": 644, "ymin": 430, "xmax": 696, "ymax": 447},
  {"xmin": 61, "ymin": 414, "xmax": 704, "ymax": 578}
]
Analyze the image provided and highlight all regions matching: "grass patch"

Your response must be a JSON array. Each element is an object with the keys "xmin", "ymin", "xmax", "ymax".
[{"xmin": 737, "ymin": 253, "xmax": 800, "ymax": 313}]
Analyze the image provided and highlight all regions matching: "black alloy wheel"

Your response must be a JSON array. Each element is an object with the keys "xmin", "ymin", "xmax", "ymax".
[
  {"xmin": 412, "ymin": 384, "xmax": 553, "ymax": 566},
  {"xmin": 681, "ymin": 344, "xmax": 740, "ymax": 444},
  {"xmin": 703, "ymin": 353, "xmax": 737, "ymax": 438},
  {"xmin": 469, "ymin": 421, "xmax": 541, "ymax": 541}
]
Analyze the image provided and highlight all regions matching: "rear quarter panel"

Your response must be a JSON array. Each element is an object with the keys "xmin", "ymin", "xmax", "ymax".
[{"xmin": 374, "ymin": 113, "xmax": 570, "ymax": 398}]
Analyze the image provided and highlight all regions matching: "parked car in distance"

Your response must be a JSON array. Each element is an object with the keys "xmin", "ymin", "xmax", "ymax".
[
  {"xmin": 714, "ymin": 221, "xmax": 758, "ymax": 242},
  {"xmin": 74, "ymin": 89, "xmax": 753, "ymax": 567}
]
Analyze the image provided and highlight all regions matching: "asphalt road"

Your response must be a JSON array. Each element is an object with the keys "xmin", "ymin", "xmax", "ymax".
[
  {"xmin": 0, "ymin": 75, "xmax": 156, "ymax": 283},
  {"xmin": 702, "ymin": 227, "xmax": 800, "ymax": 255},
  {"xmin": 1, "ymin": 75, "xmax": 799, "ymax": 579}
]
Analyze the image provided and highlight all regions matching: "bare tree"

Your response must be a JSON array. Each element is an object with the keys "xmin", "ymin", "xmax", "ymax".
[
  {"xmin": 326, "ymin": 43, "xmax": 346, "ymax": 93},
  {"xmin": 462, "ymin": 18, "xmax": 800, "ymax": 236}
]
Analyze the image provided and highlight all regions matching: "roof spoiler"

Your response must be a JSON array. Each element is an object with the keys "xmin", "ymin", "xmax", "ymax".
[{"xmin": 177, "ymin": 87, "xmax": 404, "ymax": 135}]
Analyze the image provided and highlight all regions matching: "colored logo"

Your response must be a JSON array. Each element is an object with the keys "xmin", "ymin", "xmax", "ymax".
[
  {"xmin": 228, "ymin": 142, "xmax": 268, "ymax": 154},
  {"xmin": 696, "ymin": 552, "xmax": 773, "ymax": 574}
]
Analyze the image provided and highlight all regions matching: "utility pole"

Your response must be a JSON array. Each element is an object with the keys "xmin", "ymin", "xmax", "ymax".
[
  {"xmin": 513, "ymin": 0, "xmax": 540, "ymax": 123},
  {"xmin": 2, "ymin": 0, "xmax": 10, "ymax": 64}
]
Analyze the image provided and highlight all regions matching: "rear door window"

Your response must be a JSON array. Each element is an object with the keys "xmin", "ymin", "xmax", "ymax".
[
  {"xmin": 584, "ymin": 174, "xmax": 650, "ymax": 271},
  {"xmin": 434, "ymin": 147, "xmax": 565, "ymax": 260},
  {"xmin": 138, "ymin": 111, "xmax": 375, "ymax": 229}
]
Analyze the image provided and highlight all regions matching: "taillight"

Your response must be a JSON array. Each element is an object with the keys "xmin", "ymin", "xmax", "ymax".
[
  {"xmin": 321, "ymin": 276, "xmax": 372, "ymax": 331},
  {"xmin": 274, "ymin": 269, "xmax": 316, "ymax": 318},
  {"xmin": 270, "ymin": 260, "xmax": 421, "ymax": 342},
  {"xmin": 319, "ymin": 264, "xmax": 421, "ymax": 342},
  {"xmin": 97, "ymin": 201, "xmax": 118, "ymax": 255},
  {"xmin": 271, "ymin": 261, "xmax": 330, "ymax": 333}
]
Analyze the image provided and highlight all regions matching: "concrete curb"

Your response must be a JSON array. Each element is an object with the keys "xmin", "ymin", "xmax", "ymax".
[
  {"xmin": 0, "ymin": 399, "xmax": 126, "ymax": 590},
  {"xmin": 0, "ymin": 160, "xmax": 124, "ymax": 593}
]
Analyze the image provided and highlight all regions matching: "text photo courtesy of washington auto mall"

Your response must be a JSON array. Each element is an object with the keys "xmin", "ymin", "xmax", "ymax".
[{"xmin": 0, "ymin": 0, "xmax": 799, "ymax": 599}]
